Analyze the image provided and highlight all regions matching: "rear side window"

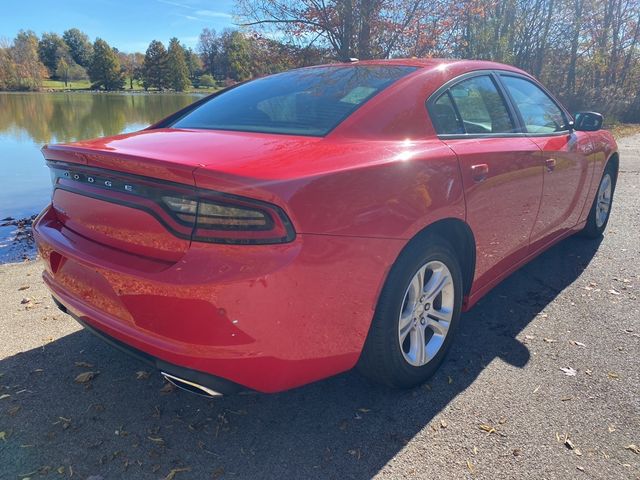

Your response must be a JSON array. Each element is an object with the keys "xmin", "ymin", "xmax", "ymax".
[
  {"xmin": 448, "ymin": 75, "xmax": 516, "ymax": 134},
  {"xmin": 171, "ymin": 65, "xmax": 418, "ymax": 136},
  {"xmin": 431, "ymin": 93, "xmax": 464, "ymax": 134},
  {"xmin": 500, "ymin": 75, "xmax": 568, "ymax": 133}
]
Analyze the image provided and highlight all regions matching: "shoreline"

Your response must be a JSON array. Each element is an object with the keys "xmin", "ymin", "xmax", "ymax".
[
  {"xmin": 0, "ymin": 88, "xmax": 216, "ymax": 95},
  {"xmin": 0, "ymin": 215, "xmax": 38, "ymax": 264}
]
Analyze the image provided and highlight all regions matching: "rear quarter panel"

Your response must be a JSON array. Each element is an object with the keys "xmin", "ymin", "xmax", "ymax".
[{"xmin": 193, "ymin": 139, "xmax": 465, "ymax": 240}]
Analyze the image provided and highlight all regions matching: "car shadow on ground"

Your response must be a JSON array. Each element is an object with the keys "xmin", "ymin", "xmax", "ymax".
[{"xmin": 1, "ymin": 235, "xmax": 602, "ymax": 479}]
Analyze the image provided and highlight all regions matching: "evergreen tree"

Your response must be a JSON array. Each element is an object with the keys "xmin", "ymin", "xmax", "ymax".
[
  {"xmin": 88, "ymin": 38, "xmax": 124, "ymax": 90},
  {"xmin": 142, "ymin": 40, "xmax": 168, "ymax": 90},
  {"xmin": 167, "ymin": 37, "xmax": 190, "ymax": 91}
]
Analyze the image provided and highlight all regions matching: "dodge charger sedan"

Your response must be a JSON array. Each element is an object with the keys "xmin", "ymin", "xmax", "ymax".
[{"xmin": 34, "ymin": 59, "xmax": 618, "ymax": 395}]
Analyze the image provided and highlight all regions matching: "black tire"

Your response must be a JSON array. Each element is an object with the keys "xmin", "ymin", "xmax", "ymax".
[
  {"xmin": 357, "ymin": 235, "xmax": 463, "ymax": 389},
  {"xmin": 581, "ymin": 162, "xmax": 617, "ymax": 238}
]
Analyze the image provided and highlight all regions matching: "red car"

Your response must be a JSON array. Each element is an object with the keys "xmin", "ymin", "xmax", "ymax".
[{"xmin": 34, "ymin": 59, "xmax": 618, "ymax": 395}]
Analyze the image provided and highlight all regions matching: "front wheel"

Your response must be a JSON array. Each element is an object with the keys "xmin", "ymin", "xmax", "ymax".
[
  {"xmin": 581, "ymin": 162, "xmax": 616, "ymax": 238},
  {"xmin": 357, "ymin": 236, "xmax": 463, "ymax": 389}
]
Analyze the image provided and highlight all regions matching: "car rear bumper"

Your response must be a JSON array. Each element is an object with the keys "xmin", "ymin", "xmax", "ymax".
[{"xmin": 34, "ymin": 204, "xmax": 404, "ymax": 393}]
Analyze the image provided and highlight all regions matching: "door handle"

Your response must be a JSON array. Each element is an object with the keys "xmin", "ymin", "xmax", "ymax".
[
  {"xmin": 545, "ymin": 158, "xmax": 557, "ymax": 172},
  {"xmin": 471, "ymin": 163, "xmax": 489, "ymax": 182}
]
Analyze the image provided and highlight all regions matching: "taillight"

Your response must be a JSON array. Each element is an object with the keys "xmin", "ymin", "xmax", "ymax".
[
  {"xmin": 162, "ymin": 194, "xmax": 295, "ymax": 244},
  {"xmin": 49, "ymin": 162, "xmax": 295, "ymax": 245}
]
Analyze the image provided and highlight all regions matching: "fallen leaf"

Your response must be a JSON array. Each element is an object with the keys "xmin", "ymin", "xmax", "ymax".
[
  {"xmin": 18, "ymin": 285, "xmax": 29, "ymax": 291},
  {"xmin": 440, "ymin": 419, "xmax": 448, "ymax": 429},
  {"xmin": 7, "ymin": 406, "xmax": 21, "ymax": 416},
  {"xmin": 75, "ymin": 361, "xmax": 94, "ymax": 368},
  {"xmin": 607, "ymin": 372, "xmax": 620, "ymax": 379},
  {"xmin": 0, "ymin": 394, "xmax": 10, "ymax": 400},
  {"xmin": 448, "ymin": 376, "xmax": 453, "ymax": 384},
  {"xmin": 608, "ymin": 425, "xmax": 616, "ymax": 433},
  {"xmin": 160, "ymin": 382, "xmax": 175, "ymax": 394},
  {"xmin": 164, "ymin": 467, "xmax": 190, "ymax": 480},
  {"xmin": 466, "ymin": 459, "xmax": 474, "ymax": 473},
  {"xmin": 560, "ymin": 367, "xmax": 577, "ymax": 376},
  {"xmin": 74, "ymin": 371, "xmax": 98, "ymax": 383},
  {"xmin": 576, "ymin": 466, "xmax": 585, "ymax": 472},
  {"xmin": 571, "ymin": 341, "xmax": 586, "ymax": 347},
  {"xmin": 544, "ymin": 337, "xmax": 557, "ymax": 343},
  {"xmin": 0, "ymin": 431, "xmax": 6, "ymax": 441},
  {"xmin": 479, "ymin": 424, "xmax": 496, "ymax": 434},
  {"xmin": 565, "ymin": 438, "xmax": 576, "ymax": 450},
  {"xmin": 135, "ymin": 371, "xmax": 150, "ymax": 380},
  {"xmin": 608, "ymin": 289, "xmax": 621, "ymax": 295},
  {"xmin": 20, "ymin": 297, "xmax": 32, "ymax": 304},
  {"xmin": 147, "ymin": 436, "xmax": 165, "ymax": 445},
  {"xmin": 624, "ymin": 444, "xmax": 640, "ymax": 454},
  {"xmin": 357, "ymin": 408, "xmax": 370, "ymax": 413}
]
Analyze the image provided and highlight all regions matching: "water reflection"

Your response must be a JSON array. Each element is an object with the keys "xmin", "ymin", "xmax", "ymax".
[{"xmin": 0, "ymin": 92, "xmax": 200, "ymax": 219}]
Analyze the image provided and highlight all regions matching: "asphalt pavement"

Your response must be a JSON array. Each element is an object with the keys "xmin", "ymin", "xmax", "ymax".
[{"xmin": 1, "ymin": 135, "xmax": 639, "ymax": 480}]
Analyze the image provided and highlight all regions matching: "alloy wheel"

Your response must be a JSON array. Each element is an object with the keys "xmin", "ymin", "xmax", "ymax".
[{"xmin": 398, "ymin": 260, "xmax": 454, "ymax": 367}]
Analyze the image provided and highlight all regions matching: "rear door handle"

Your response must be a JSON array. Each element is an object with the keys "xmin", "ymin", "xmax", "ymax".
[
  {"xmin": 545, "ymin": 158, "xmax": 557, "ymax": 172},
  {"xmin": 471, "ymin": 163, "xmax": 489, "ymax": 182}
]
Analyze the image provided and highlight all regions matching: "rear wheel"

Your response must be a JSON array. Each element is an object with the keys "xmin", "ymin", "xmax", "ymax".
[
  {"xmin": 581, "ymin": 162, "xmax": 616, "ymax": 238},
  {"xmin": 358, "ymin": 236, "xmax": 463, "ymax": 389}
]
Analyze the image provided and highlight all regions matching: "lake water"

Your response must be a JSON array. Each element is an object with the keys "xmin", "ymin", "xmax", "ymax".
[{"xmin": 0, "ymin": 92, "xmax": 201, "ymax": 261}]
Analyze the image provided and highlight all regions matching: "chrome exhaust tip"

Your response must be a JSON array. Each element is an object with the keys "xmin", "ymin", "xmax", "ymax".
[{"xmin": 161, "ymin": 372, "xmax": 223, "ymax": 398}]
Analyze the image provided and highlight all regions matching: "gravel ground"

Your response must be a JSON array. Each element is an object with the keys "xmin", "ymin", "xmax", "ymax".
[{"xmin": 1, "ymin": 135, "xmax": 639, "ymax": 480}]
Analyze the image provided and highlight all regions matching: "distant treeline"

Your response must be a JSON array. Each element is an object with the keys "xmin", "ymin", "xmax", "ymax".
[
  {"xmin": 2, "ymin": 0, "xmax": 639, "ymax": 121},
  {"xmin": 0, "ymin": 27, "xmax": 327, "ymax": 92},
  {"xmin": 238, "ymin": 0, "xmax": 640, "ymax": 122}
]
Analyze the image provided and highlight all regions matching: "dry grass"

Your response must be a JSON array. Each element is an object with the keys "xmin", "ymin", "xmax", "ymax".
[{"xmin": 607, "ymin": 123, "xmax": 640, "ymax": 140}]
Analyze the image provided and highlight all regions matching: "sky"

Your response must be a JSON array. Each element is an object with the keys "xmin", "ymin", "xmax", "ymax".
[{"xmin": 0, "ymin": 0, "xmax": 237, "ymax": 52}]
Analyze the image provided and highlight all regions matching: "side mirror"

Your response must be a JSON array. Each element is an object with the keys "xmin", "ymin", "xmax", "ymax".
[{"xmin": 574, "ymin": 111, "xmax": 603, "ymax": 131}]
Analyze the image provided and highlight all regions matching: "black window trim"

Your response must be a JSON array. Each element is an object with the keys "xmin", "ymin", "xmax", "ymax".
[{"xmin": 426, "ymin": 69, "xmax": 574, "ymax": 139}]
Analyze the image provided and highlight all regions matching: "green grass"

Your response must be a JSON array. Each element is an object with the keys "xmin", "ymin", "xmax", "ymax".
[
  {"xmin": 41, "ymin": 78, "xmax": 220, "ymax": 94},
  {"xmin": 41, "ymin": 79, "xmax": 92, "ymax": 90}
]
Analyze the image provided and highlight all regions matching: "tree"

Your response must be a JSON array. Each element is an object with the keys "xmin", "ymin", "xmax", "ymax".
[
  {"xmin": 56, "ymin": 58, "xmax": 87, "ymax": 87},
  {"xmin": 63, "ymin": 28, "xmax": 93, "ymax": 67},
  {"xmin": 167, "ymin": 37, "xmax": 190, "ymax": 91},
  {"xmin": 142, "ymin": 40, "xmax": 169, "ymax": 90},
  {"xmin": 88, "ymin": 38, "xmax": 124, "ymax": 90},
  {"xmin": 185, "ymin": 48, "xmax": 203, "ymax": 86},
  {"xmin": 38, "ymin": 32, "xmax": 69, "ymax": 76},
  {"xmin": 221, "ymin": 31, "xmax": 252, "ymax": 81},
  {"xmin": 197, "ymin": 28, "xmax": 220, "ymax": 76},
  {"xmin": 10, "ymin": 30, "xmax": 47, "ymax": 90},
  {"xmin": 119, "ymin": 51, "xmax": 144, "ymax": 89}
]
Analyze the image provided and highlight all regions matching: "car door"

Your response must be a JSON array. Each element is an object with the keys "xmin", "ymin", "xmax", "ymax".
[
  {"xmin": 428, "ymin": 73, "xmax": 544, "ymax": 292},
  {"xmin": 498, "ymin": 74, "xmax": 594, "ymax": 248}
]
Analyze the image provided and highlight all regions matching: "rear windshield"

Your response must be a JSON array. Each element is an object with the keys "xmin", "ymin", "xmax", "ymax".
[{"xmin": 171, "ymin": 65, "xmax": 418, "ymax": 136}]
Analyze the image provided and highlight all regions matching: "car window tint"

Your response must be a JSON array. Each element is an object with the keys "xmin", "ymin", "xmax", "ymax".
[
  {"xmin": 448, "ymin": 75, "xmax": 515, "ymax": 134},
  {"xmin": 501, "ymin": 76, "xmax": 567, "ymax": 133},
  {"xmin": 431, "ymin": 92, "xmax": 464, "ymax": 134},
  {"xmin": 171, "ymin": 65, "xmax": 418, "ymax": 136}
]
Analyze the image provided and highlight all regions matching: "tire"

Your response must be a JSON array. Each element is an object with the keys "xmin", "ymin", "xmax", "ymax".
[
  {"xmin": 357, "ymin": 235, "xmax": 463, "ymax": 389},
  {"xmin": 581, "ymin": 162, "xmax": 617, "ymax": 238}
]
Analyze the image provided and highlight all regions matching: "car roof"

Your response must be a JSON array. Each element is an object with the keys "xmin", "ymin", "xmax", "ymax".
[{"xmin": 310, "ymin": 58, "xmax": 529, "ymax": 78}]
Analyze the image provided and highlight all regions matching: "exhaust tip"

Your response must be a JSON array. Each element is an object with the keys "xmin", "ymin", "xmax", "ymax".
[{"xmin": 161, "ymin": 372, "xmax": 223, "ymax": 398}]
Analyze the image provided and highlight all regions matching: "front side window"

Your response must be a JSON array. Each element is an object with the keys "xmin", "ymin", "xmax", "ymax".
[
  {"xmin": 447, "ymin": 75, "xmax": 516, "ymax": 134},
  {"xmin": 501, "ymin": 75, "xmax": 568, "ymax": 133},
  {"xmin": 171, "ymin": 65, "xmax": 417, "ymax": 136}
]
